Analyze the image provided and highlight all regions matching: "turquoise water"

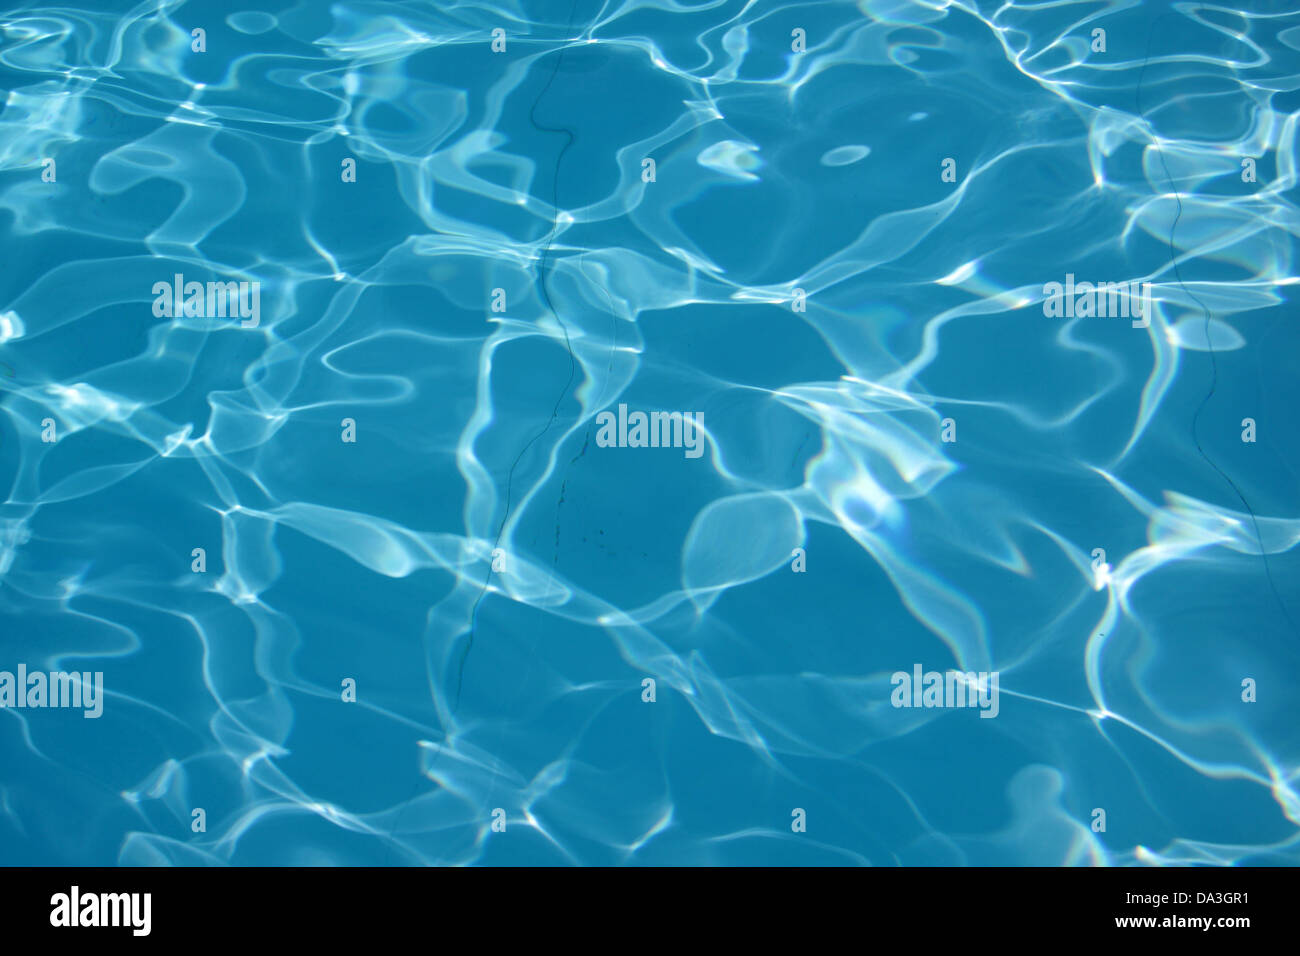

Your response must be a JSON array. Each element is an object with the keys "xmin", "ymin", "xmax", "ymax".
[{"xmin": 0, "ymin": 0, "xmax": 1298, "ymax": 866}]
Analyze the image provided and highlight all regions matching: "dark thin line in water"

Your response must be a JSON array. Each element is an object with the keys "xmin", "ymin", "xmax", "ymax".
[
  {"xmin": 455, "ymin": 0, "xmax": 584, "ymax": 709},
  {"xmin": 1135, "ymin": 13, "xmax": 1298, "ymax": 637},
  {"xmin": 382, "ymin": 2, "xmax": 584, "ymax": 864},
  {"xmin": 552, "ymin": 255, "xmax": 619, "ymax": 572}
]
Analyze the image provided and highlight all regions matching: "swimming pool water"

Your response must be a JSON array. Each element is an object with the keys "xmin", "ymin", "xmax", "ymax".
[{"xmin": 0, "ymin": 0, "xmax": 1297, "ymax": 866}]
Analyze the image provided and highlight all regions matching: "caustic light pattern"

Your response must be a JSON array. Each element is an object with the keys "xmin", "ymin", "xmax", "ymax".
[{"xmin": 0, "ymin": 0, "xmax": 1298, "ymax": 866}]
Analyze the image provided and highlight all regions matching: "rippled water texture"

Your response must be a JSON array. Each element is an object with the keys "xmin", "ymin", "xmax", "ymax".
[{"xmin": 0, "ymin": 0, "xmax": 1298, "ymax": 866}]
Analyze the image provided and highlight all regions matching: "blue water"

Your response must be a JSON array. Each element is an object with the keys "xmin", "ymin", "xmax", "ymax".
[{"xmin": 0, "ymin": 0, "xmax": 1297, "ymax": 866}]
